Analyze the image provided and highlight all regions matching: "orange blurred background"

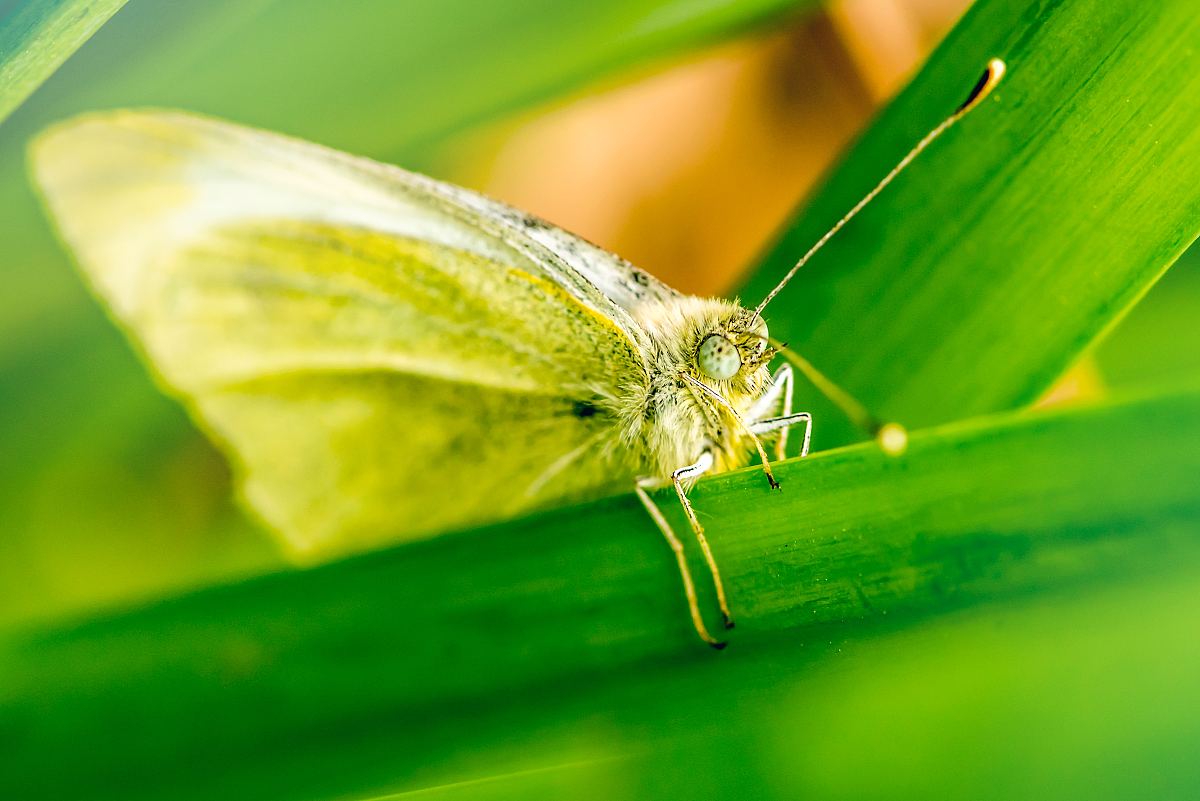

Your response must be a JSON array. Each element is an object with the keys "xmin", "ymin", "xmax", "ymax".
[{"xmin": 450, "ymin": 0, "xmax": 970, "ymax": 297}]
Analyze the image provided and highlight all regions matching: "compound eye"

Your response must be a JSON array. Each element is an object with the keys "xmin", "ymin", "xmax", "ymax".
[{"xmin": 698, "ymin": 334, "xmax": 741, "ymax": 380}]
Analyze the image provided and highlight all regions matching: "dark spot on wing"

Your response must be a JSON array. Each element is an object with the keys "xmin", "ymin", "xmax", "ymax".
[{"xmin": 631, "ymin": 269, "xmax": 650, "ymax": 286}]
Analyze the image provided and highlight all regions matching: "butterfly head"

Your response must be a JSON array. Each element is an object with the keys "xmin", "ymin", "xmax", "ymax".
[{"xmin": 696, "ymin": 310, "xmax": 774, "ymax": 383}]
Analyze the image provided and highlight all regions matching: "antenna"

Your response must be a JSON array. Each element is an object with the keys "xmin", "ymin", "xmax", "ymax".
[{"xmin": 752, "ymin": 58, "xmax": 1006, "ymax": 319}]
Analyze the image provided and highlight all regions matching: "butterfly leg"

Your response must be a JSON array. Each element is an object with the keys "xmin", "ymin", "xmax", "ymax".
[
  {"xmin": 636, "ymin": 469, "xmax": 726, "ymax": 649},
  {"xmin": 641, "ymin": 450, "xmax": 735, "ymax": 632},
  {"xmin": 750, "ymin": 412, "xmax": 812, "ymax": 459},
  {"xmin": 665, "ymin": 451, "xmax": 737, "ymax": 633},
  {"xmin": 683, "ymin": 373, "xmax": 780, "ymax": 490},
  {"xmin": 748, "ymin": 363, "xmax": 795, "ymax": 460}
]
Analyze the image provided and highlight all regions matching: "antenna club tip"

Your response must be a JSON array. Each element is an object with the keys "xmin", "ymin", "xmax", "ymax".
[
  {"xmin": 984, "ymin": 58, "xmax": 1008, "ymax": 98},
  {"xmin": 956, "ymin": 57, "xmax": 1008, "ymax": 115},
  {"xmin": 876, "ymin": 422, "xmax": 909, "ymax": 456}
]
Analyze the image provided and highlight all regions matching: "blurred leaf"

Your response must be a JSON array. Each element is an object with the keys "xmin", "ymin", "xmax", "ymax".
[
  {"xmin": 0, "ymin": 0, "xmax": 127, "ymax": 125},
  {"xmin": 742, "ymin": 0, "xmax": 1200, "ymax": 434},
  {"xmin": 353, "ymin": 565, "xmax": 1200, "ymax": 801},
  {"xmin": 749, "ymin": 566, "xmax": 1200, "ymax": 801},
  {"xmin": 8, "ymin": 0, "xmax": 813, "ymax": 156},
  {"xmin": 4, "ymin": 387, "xmax": 1200, "ymax": 800},
  {"xmin": 1094, "ymin": 244, "xmax": 1200, "ymax": 390},
  {"xmin": 0, "ymin": 304, "xmax": 281, "ymax": 627}
]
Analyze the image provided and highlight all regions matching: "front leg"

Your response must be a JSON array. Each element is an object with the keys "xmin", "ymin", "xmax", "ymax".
[
  {"xmin": 748, "ymin": 363, "xmax": 796, "ymax": 459},
  {"xmin": 750, "ymin": 412, "xmax": 812, "ymax": 459},
  {"xmin": 667, "ymin": 452, "xmax": 734, "ymax": 630},
  {"xmin": 635, "ymin": 449, "xmax": 734, "ymax": 647}
]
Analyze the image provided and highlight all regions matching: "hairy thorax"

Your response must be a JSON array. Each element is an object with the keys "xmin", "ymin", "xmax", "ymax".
[{"xmin": 614, "ymin": 295, "xmax": 775, "ymax": 480}]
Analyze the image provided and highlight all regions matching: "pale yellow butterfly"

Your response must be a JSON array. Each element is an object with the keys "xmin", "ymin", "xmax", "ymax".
[{"xmin": 29, "ymin": 59, "xmax": 1004, "ymax": 647}]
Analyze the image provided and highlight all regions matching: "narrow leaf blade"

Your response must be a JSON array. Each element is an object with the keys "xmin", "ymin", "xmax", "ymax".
[
  {"xmin": 0, "ymin": 0, "xmax": 127, "ymax": 125},
  {"xmin": 742, "ymin": 0, "xmax": 1200, "ymax": 429}
]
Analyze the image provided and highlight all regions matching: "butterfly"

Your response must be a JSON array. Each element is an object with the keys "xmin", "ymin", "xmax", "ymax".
[{"xmin": 29, "ymin": 59, "xmax": 1003, "ymax": 647}]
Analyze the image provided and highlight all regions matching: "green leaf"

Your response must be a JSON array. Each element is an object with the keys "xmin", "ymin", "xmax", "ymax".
[
  {"xmin": 4, "ymin": 388, "xmax": 1199, "ymax": 801},
  {"xmin": 336, "ymin": 564, "xmax": 1200, "ymax": 801},
  {"xmin": 741, "ymin": 0, "xmax": 1200, "ymax": 432},
  {"xmin": 1095, "ymin": 245, "xmax": 1200, "ymax": 390},
  {"xmin": 737, "ymin": 567, "xmax": 1200, "ymax": 801},
  {"xmin": 0, "ymin": 0, "xmax": 127, "ymax": 125}
]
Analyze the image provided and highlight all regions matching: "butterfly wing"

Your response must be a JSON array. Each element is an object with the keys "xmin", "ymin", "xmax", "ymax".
[
  {"xmin": 431, "ymin": 182, "xmax": 684, "ymax": 316},
  {"xmin": 30, "ymin": 110, "xmax": 649, "ymax": 559}
]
